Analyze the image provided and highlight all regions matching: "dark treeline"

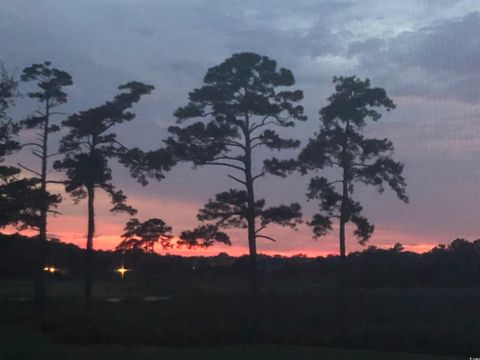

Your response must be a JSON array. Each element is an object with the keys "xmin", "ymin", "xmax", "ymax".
[{"xmin": 2, "ymin": 233, "xmax": 479, "ymax": 288}]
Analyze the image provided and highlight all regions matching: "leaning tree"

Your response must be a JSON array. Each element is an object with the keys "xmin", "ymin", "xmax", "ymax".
[
  {"xmin": 299, "ymin": 76, "xmax": 408, "ymax": 259},
  {"xmin": 162, "ymin": 52, "xmax": 305, "ymax": 294},
  {"xmin": 54, "ymin": 81, "xmax": 157, "ymax": 315}
]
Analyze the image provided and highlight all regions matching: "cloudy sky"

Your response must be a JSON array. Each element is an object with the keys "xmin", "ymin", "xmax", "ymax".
[{"xmin": 2, "ymin": 0, "xmax": 480, "ymax": 256}]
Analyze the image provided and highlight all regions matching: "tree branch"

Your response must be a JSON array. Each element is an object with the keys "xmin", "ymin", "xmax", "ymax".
[
  {"xmin": 212, "ymin": 155, "xmax": 246, "ymax": 164},
  {"xmin": 329, "ymin": 180, "xmax": 343, "ymax": 186},
  {"xmin": 255, "ymin": 225, "xmax": 266, "ymax": 234},
  {"xmin": 203, "ymin": 161, "xmax": 245, "ymax": 172},
  {"xmin": 17, "ymin": 163, "xmax": 41, "ymax": 177},
  {"xmin": 227, "ymin": 174, "xmax": 246, "ymax": 185},
  {"xmin": 21, "ymin": 142, "xmax": 44, "ymax": 150},
  {"xmin": 252, "ymin": 171, "xmax": 266, "ymax": 182},
  {"xmin": 256, "ymin": 234, "xmax": 277, "ymax": 242},
  {"xmin": 46, "ymin": 180, "xmax": 68, "ymax": 184}
]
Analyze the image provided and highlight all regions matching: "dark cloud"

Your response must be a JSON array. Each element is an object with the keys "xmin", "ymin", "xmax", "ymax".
[{"xmin": 349, "ymin": 12, "xmax": 480, "ymax": 102}]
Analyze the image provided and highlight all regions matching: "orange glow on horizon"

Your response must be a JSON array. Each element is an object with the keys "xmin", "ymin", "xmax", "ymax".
[{"xmin": 2, "ymin": 226, "xmax": 442, "ymax": 258}]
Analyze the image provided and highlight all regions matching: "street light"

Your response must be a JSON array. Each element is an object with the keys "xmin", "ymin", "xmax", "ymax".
[{"xmin": 115, "ymin": 265, "xmax": 129, "ymax": 279}]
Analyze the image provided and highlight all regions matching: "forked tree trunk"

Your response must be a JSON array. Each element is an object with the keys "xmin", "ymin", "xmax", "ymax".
[{"xmin": 85, "ymin": 184, "xmax": 95, "ymax": 316}]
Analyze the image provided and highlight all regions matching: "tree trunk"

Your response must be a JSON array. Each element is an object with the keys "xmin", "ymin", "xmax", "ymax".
[
  {"xmin": 246, "ymin": 174, "xmax": 257, "ymax": 295},
  {"xmin": 244, "ymin": 115, "xmax": 259, "ymax": 340},
  {"xmin": 339, "ymin": 121, "xmax": 350, "ymax": 260},
  {"xmin": 243, "ymin": 115, "xmax": 258, "ymax": 296},
  {"xmin": 85, "ymin": 184, "xmax": 95, "ymax": 316},
  {"xmin": 34, "ymin": 103, "xmax": 49, "ymax": 323},
  {"xmin": 339, "ymin": 177, "xmax": 348, "ymax": 259}
]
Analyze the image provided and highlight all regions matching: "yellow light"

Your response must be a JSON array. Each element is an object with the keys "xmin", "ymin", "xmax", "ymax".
[
  {"xmin": 116, "ymin": 266, "xmax": 129, "ymax": 279},
  {"xmin": 44, "ymin": 266, "xmax": 57, "ymax": 273}
]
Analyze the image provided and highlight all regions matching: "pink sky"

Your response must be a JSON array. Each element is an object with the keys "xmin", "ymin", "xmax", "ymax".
[{"xmin": 4, "ymin": 190, "xmax": 443, "ymax": 257}]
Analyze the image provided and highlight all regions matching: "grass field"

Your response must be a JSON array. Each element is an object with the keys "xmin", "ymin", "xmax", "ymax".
[
  {"xmin": 0, "ymin": 325, "xmax": 461, "ymax": 360},
  {"xmin": 0, "ymin": 278, "xmax": 475, "ymax": 359}
]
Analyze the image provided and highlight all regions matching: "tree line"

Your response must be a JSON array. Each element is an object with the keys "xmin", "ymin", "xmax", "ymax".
[
  {"xmin": 2, "ymin": 233, "xmax": 479, "ymax": 289},
  {"xmin": 0, "ymin": 52, "xmax": 408, "ymax": 319}
]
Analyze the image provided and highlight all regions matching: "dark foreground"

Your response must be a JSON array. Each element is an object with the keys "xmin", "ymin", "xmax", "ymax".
[
  {"xmin": 0, "ymin": 279, "xmax": 476, "ymax": 359},
  {"xmin": 0, "ymin": 324, "xmax": 459, "ymax": 360}
]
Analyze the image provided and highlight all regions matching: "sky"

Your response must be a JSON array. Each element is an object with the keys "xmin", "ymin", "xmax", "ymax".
[{"xmin": 1, "ymin": 0, "xmax": 480, "ymax": 257}]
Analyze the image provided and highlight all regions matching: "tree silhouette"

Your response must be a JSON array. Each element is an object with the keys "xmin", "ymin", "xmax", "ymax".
[
  {"xmin": 116, "ymin": 218, "xmax": 173, "ymax": 253},
  {"xmin": 20, "ymin": 62, "xmax": 71, "ymax": 316},
  {"xmin": 54, "ymin": 81, "xmax": 154, "ymax": 315},
  {"xmin": 0, "ymin": 64, "xmax": 24, "ymax": 226},
  {"xmin": 179, "ymin": 189, "xmax": 302, "ymax": 249},
  {"xmin": 163, "ymin": 52, "xmax": 305, "ymax": 294},
  {"xmin": 299, "ymin": 76, "xmax": 408, "ymax": 258}
]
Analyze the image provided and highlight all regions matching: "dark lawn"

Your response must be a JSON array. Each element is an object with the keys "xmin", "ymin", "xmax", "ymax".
[{"xmin": 0, "ymin": 278, "xmax": 477, "ymax": 358}]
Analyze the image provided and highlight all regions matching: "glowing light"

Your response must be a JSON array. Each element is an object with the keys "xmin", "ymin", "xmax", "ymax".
[
  {"xmin": 116, "ymin": 265, "xmax": 129, "ymax": 279},
  {"xmin": 43, "ymin": 266, "xmax": 57, "ymax": 273}
]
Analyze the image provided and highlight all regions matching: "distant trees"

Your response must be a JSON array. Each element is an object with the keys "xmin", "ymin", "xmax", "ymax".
[
  {"xmin": 54, "ymin": 81, "xmax": 155, "ymax": 315},
  {"xmin": 116, "ymin": 218, "xmax": 173, "ymax": 253},
  {"xmin": 19, "ymin": 62, "xmax": 72, "ymax": 316},
  {"xmin": 164, "ymin": 52, "xmax": 305, "ymax": 294},
  {"xmin": 299, "ymin": 76, "xmax": 408, "ymax": 258}
]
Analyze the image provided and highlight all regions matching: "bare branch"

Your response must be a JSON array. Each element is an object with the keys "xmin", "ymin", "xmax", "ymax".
[
  {"xmin": 114, "ymin": 139, "xmax": 129, "ymax": 151},
  {"xmin": 21, "ymin": 142, "xmax": 44, "ymax": 150},
  {"xmin": 212, "ymin": 155, "xmax": 246, "ymax": 164},
  {"xmin": 46, "ymin": 180, "xmax": 68, "ymax": 185},
  {"xmin": 222, "ymin": 139, "xmax": 246, "ymax": 150},
  {"xmin": 249, "ymin": 114, "xmax": 279, "ymax": 133},
  {"xmin": 329, "ymin": 180, "xmax": 343, "ymax": 186},
  {"xmin": 255, "ymin": 225, "xmax": 266, "ymax": 234},
  {"xmin": 256, "ymin": 234, "xmax": 277, "ymax": 242},
  {"xmin": 47, "ymin": 152, "xmax": 63, "ymax": 158},
  {"xmin": 203, "ymin": 161, "xmax": 245, "ymax": 172},
  {"xmin": 17, "ymin": 163, "xmax": 41, "ymax": 177},
  {"xmin": 32, "ymin": 150, "xmax": 43, "ymax": 159},
  {"xmin": 227, "ymin": 174, "xmax": 246, "ymax": 185},
  {"xmin": 252, "ymin": 172, "xmax": 266, "ymax": 182}
]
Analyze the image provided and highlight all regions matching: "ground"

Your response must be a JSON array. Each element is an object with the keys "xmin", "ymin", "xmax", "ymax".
[{"xmin": 0, "ymin": 277, "xmax": 474, "ymax": 359}]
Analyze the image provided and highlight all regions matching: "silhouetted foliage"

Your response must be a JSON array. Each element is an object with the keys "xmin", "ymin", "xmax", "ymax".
[
  {"xmin": 179, "ymin": 189, "xmax": 302, "ymax": 248},
  {"xmin": 299, "ymin": 76, "xmax": 408, "ymax": 258},
  {"xmin": 0, "ymin": 64, "xmax": 41, "ymax": 229},
  {"xmin": 18, "ymin": 61, "xmax": 72, "ymax": 317},
  {"xmin": 3, "ymin": 233, "xmax": 480, "ymax": 289},
  {"xmin": 116, "ymin": 218, "xmax": 174, "ymax": 253},
  {"xmin": 54, "ymin": 81, "xmax": 154, "ymax": 314},
  {"xmin": 163, "ymin": 52, "xmax": 305, "ymax": 293}
]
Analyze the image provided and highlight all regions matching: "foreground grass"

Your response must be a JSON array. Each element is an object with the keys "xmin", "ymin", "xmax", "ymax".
[
  {"xmin": 0, "ymin": 279, "xmax": 477, "ymax": 357},
  {"xmin": 0, "ymin": 325, "xmax": 461, "ymax": 360}
]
